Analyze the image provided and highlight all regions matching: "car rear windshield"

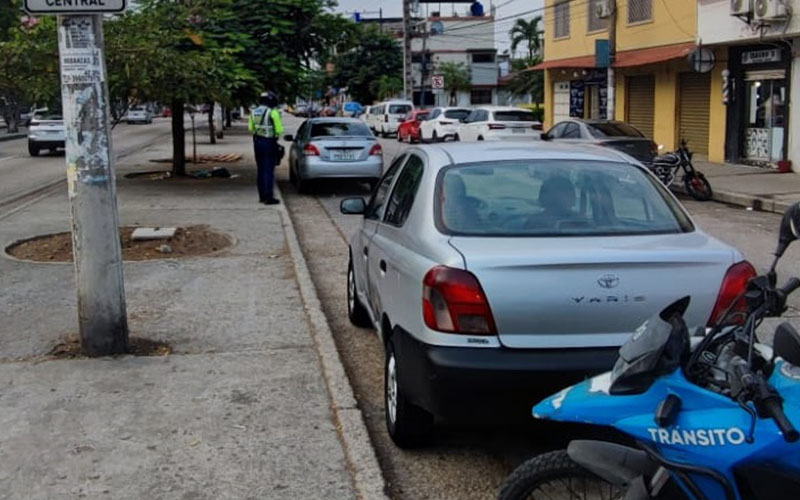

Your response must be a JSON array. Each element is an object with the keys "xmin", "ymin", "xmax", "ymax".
[
  {"xmin": 130, "ymin": 107, "xmax": 145, "ymax": 112},
  {"xmin": 388, "ymin": 104, "xmax": 412, "ymax": 114},
  {"xmin": 493, "ymin": 111, "xmax": 536, "ymax": 122},
  {"xmin": 589, "ymin": 122, "xmax": 644, "ymax": 138},
  {"xmin": 310, "ymin": 121, "xmax": 371, "ymax": 138},
  {"xmin": 33, "ymin": 113, "xmax": 62, "ymax": 121},
  {"xmin": 436, "ymin": 160, "xmax": 693, "ymax": 236},
  {"xmin": 444, "ymin": 109, "xmax": 470, "ymax": 120}
]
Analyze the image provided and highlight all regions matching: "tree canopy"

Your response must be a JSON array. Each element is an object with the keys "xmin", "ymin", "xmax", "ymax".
[{"xmin": 436, "ymin": 61, "xmax": 471, "ymax": 106}]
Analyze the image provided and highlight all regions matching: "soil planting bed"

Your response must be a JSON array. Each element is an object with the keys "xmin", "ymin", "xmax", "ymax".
[{"xmin": 49, "ymin": 334, "xmax": 172, "ymax": 359}]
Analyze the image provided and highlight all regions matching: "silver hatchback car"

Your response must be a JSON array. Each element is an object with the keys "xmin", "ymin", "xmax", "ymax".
[
  {"xmin": 340, "ymin": 142, "xmax": 751, "ymax": 447},
  {"xmin": 286, "ymin": 118, "xmax": 383, "ymax": 193}
]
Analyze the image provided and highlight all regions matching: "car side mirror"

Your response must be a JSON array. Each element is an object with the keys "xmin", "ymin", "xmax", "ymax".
[
  {"xmin": 283, "ymin": 134, "xmax": 294, "ymax": 142},
  {"xmin": 340, "ymin": 197, "xmax": 366, "ymax": 215},
  {"xmin": 540, "ymin": 132, "xmax": 550, "ymax": 141},
  {"xmin": 775, "ymin": 322, "xmax": 800, "ymax": 366},
  {"xmin": 776, "ymin": 202, "xmax": 800, "ymax": 258}
]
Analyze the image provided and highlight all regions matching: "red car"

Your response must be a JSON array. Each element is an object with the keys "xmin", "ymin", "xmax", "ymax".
[{"xmin": 397, "ymin": 109, "xmax": 430, "ymax": 143}]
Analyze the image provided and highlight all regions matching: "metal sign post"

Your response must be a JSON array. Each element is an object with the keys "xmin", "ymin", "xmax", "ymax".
[{"xmin": 41, "ymin": 5, "xmax": 128, "ymax": 355}]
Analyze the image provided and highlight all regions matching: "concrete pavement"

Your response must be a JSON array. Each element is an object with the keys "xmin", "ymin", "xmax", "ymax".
[
  {"xmin": 0, "ymin": 123, "xmax": 385, "ymax": 499},
  {"xmin": 693, "ymin": 160, "xmax": 800, "ymax": 213}
]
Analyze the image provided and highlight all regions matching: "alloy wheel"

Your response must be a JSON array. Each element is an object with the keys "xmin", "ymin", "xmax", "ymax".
[{"xmin": 386, "ymin": 354, "xmax": 398, "ymax": 424}]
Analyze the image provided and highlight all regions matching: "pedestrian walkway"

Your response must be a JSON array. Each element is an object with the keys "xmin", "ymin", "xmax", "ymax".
[
  {"xmin": 0, "ymin": 123, "xmax": 384, "ymax": 499},
  {"xmin": 693, "ymin": 160, "xmax": 800, "ymax": 213}
]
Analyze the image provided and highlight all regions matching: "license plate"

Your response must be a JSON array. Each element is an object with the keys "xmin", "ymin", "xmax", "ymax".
[
  {"xmin": 332, "ymin": 151, "xmax": 356, "ymax": 161},
  {"xmin": 512, "ymin": 127, "xmax": 526, "ymax": 134}
]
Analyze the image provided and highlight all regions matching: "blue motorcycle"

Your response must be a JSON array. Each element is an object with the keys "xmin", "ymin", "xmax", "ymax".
[{"xmin": 499, "ymin": 203, "xmax": 800, "ymax": 500}]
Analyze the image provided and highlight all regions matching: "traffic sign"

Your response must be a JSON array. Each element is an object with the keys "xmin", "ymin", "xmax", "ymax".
[
  {"xmin": 432, "ymin": 75, "xmax": 444, "ymax": 89},
  {"xmin": 25, "ymin": 0, "xmax": 126, "ymax": 15}
]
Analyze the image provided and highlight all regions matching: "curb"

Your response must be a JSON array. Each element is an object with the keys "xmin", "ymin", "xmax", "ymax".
[
  {"xmin": 0, "ymin": 132, "xmax": 25, "ymax": 143},
  {"xmin": 275, "ymin": 185, "xmax": 389, "ymax": 500},
  {"xmin": 674, "ymin": 183, "xmax": 793, "ymax": 214}
]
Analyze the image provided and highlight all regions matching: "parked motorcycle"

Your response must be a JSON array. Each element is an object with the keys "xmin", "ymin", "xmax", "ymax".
[
  {"xmin": 651, "ymin": 140, "xmax": 713, "ymax": 201},
  {"xmin": 499, "ymin": 203, "xmax": 800, "ymax": 500}
]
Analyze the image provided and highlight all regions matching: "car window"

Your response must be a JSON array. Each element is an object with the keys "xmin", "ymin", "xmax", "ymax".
[
  {"xmin": 548, "ymin": 123, "xmax": 567, "ymax": 138},
  {"xmin": 309, "ymin": 121, "xmax": 371, "ymax": 137},
  {"xmin": 384, "ymin": 155, "xmax": 425, "ymax": 227},
  {"xmin": 493, "ymin": 111, "xmax": 536, "ymax": 122},
  {"xmin": 478, "ymin": 110, "xmax": 489, "ymax": 122},
  {"xmin": 444, "ymin": 109, "xmax": 470, "ymax": 120},
  {"xmin": 562, "ymin": 123, "xmax": 581, "ymax": 138},
  {"xmin": 464, "ymin": 109, "xmax": 479, "ymax": 123},
  {"xmin": 589, "ymin": 122, "xmax": 645, "ymax": 138},
  {"xmin": 436, "ymin": 160, "xmax": 693, "ymax": 236},
  {"xmin": 430, "ymin": 109, "xmax": 441, "ymax": 119},
  {"xmin": 389, "ymin": 104, "xmax": 412, "ymax": 114},
  {"xmin": 366, "ymin": 155, "xmax": 406, "ymax": 220}
]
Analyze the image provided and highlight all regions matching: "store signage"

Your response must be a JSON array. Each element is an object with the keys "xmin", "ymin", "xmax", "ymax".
[
  {"xmin": 25, "ymin": 0, "xmax": 126, "ymax": 14},
  {"xmin": 742, "ymin": 49, "xmax": 781, "ymax": 65}
]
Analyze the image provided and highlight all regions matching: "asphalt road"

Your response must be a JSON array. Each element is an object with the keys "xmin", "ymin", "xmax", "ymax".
[
  {"xmin": 0, "ymin": 117, "xmax": 176, "ymax": 211},
  {"xmin": 278, "ymin": 115, "xmax": 800, "ymax": 500}
]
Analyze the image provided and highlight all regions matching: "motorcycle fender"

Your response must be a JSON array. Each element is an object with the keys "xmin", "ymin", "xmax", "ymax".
[
  {"xmin": 533, "ymin": 371, "xmax": 628, "ymax": 427},
  {"xmin": 567, "ymin": 440, "xmax": 657, "ymax": 488}
]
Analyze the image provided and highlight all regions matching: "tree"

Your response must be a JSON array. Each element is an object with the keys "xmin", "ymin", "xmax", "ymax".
[
  {"xmin": 505, "ymin": 59, "xmax": 543, "ymax": 105},
  {"xmin": 330, "ymin": 24, "xmax": 402, "ymax": 104},
  {"xmin": 509, "ymin": 16, "xmax": 543, "ymax": 61},
  {"xmin": 437, "ymin": 61, "xmax": 471, "ymax": 106},
  {"xmin": 371, "ymin": 75, "xmax": 403, "ymax": 101}
]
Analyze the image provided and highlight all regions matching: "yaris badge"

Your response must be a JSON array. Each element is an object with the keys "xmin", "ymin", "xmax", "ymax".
[{"xmin": 597, "ymin": 274, "xmax": 620, "ymax": 289}]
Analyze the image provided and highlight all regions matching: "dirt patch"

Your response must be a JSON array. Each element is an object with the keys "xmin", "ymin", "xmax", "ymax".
[
  {"xmin": 6, "ymin": 225, "xmax": 232, "ymax": 262},
  {"xmin": 48, "ymin": 334, "xmax": 172, "ymax": 359}
]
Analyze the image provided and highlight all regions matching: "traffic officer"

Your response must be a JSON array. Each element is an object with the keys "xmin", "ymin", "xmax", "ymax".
[{"xmin": 248, "ymin": 91, "xmax": 283, "ymax": 205}]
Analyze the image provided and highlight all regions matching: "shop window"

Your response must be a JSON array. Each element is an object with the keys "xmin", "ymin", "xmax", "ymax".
[
  {"xmin": 554, "ymin": 1, "xmax": 570, "ymax": 38},
  {"xmin": 744, "ymin": 76, "xmax": 787, "ymax": 162},
  {"xmin": 588, "ymin": 0, "xmax": 610, "ymax": 32},
  {"xmin": 470, "ymin": 89, "xmax": 493, "ymax": 105},
  {"xmin": 471, "ymin": 52, "xmax": 495, "ymax": 64},
  {"xmin": 628, "ymin": 0, "xmax": 652, "ymax": 24}
]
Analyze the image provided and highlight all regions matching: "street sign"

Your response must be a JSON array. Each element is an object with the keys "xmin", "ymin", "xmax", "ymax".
[
  {"xmin": 25, "ymin": 0, "xmax": 126, "ymax": 15},
  {"xmin": 432, "ymin": 75, "xmax": 444, "ymax": 89}
]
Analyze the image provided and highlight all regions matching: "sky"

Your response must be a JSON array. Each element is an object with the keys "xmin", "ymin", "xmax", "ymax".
[{"xmin": 332, "ymin": 0, "xmax": 546, "ymax": 56}]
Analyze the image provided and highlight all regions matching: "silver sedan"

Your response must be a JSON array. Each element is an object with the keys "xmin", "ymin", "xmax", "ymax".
[
  {"xmin": 286, "ymin": 118, "xmax": 383, "ymax": 193},
  {"xmin": 339, "ymin": 141, "xmax": 750, "ymax": 447}
]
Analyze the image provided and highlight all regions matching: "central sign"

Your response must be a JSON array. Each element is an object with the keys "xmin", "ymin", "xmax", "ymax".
[
  {"xmin": 25, "ymin": 0, "xmax": 126, "ymax": 14},
  {"xmin": 431, "ymin": 75, "xmax": 444, "ymax": 89}
]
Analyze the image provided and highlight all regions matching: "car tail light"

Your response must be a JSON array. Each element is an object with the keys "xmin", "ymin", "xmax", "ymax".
[
  {"xmin": 303, "ymin": 143, "xmax": 320, "ymax": 156},
  {"xmin": 707, "ymin": 261, "xmax": 757, "ymax": 326},
  {"xmin": 488, "ymin": 123, "xmax": 506, "ymax": 130},
  {"xmin": 369, "ymin": 143, "xmax": 382, "ymax": 156},
  {"xmin": 422, "ymin": 266, "xmax": 497, "ymax": 335}
]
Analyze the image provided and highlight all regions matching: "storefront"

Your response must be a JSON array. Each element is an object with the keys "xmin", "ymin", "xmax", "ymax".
[
  {"xmin": 725, "ymin": 45, "xmax": 792, "ymax": 167},
  {"xmin": 625, "ymin": 74, "xmax": 655, "ymax": 138},
  {"xmin": 566, "ymin": 69, "xmax": 608, "ymax": 120}
]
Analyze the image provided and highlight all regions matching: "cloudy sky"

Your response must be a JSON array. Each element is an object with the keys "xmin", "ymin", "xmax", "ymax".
[{"xmin": 331, "ymin": 0, "xmax": 546, "ymax": 56}]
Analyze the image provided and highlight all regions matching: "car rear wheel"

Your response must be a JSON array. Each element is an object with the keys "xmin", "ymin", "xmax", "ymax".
[
  {"xmin": 289, "ymin": 164, "xmax": 297, "ymax": 184},
  {"xmin": 454, "ymin": 133, "xmax": 460, "ymax": 142},
  {"xmin": 347, "ymin": 260, "xmax": 372, "ymax": 328},
  {"xmin": 432, "ymin": 130, "xmax": 439, "ymax": 143},
  {"xmin": 28, "ymin": 142, "xmax": 39, "ymax": 157},
  {"xmin": 295, "ymin": 174, "xmax": 310, "ymax": 194},
  {"xmin": 385, "ymin": 339, "xmax": 433, "ymax": 448},
  {"xmin": 478, "ymin": 136, "xmax": 484, "ymax": 141}
]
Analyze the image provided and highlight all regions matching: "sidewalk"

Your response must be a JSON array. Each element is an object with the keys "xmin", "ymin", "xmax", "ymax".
[
  {"xmin": 692, "ymin": 160, "xmax": 800, "ymax": 213},
  {"xmin": 0, "ymin": 124, "xmax": 384, "ymax": 499}
]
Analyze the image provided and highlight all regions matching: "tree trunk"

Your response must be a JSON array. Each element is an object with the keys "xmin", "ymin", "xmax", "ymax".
[
  {"xmin": 207, "ymin": 102, "xmax": 216, "ymax": 145},
  {"xmin": 171, "ymin": 99, "xmax": 186, "ymax": 177},
  {"xmin": 225, "ymin": 108, "xmax": 232, "ymax": 128}
]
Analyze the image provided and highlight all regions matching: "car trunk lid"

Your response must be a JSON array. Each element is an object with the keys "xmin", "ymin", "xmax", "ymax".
[
  {"xmin": 600, "ymin": 139, "xmax": 655, "ymax": 164},
  {"xmin": 310, "ymin": 138, "xmax": 370, "ymax": 161},
  {"xmin": 449, "ymin": 233, "xmax": 734, "ymax": 349}
]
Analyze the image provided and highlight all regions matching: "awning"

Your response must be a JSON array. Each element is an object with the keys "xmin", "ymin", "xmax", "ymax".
[{"xmin": 531, "ymin": 42, "xmax": 696, "ymax": 71}]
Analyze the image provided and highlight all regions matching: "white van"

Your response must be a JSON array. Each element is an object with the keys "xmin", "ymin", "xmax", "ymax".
[
  {"xmin": 366, "ymin": 104, "xmax": 384, "ymax": 133},
  {"xmin": 375, "ymin": 100, "xmax": 414, "ymax": 137}
]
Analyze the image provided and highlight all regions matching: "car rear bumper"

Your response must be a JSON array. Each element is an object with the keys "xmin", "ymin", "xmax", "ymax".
[
  {"xmin": 299, "ymin": 156, "xmax": 383, "ymax": 180},
  {"xmin": 392, "ymin": 326, "xmax": 618, "ymax": 421},
  {"xmin": 383, "ymin": 123, "xmax": 399, "ymax": 133},
  {"xmin": 28, "ymin": 138, "xmax": 65, "ymax": 148}
]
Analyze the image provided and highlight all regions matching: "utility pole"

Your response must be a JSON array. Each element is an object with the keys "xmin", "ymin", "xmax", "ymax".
[
  {"xmin": 607, "ymin": 0, "xmax": 617, "ymax": 120},
  {"xmin": 420, "ymin": 29, "xmax": 429, "ymax": 107},
  {"xmin": 57, "ymin": 14, "xmax": 128, "ymax": 355},
  {"xmin": 403, "ymin": 0, "xmax": 413, "ymax": 100}
]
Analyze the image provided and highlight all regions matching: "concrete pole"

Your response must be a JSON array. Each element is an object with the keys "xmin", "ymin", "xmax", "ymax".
[
  {"xmin": 403, "ymin": 0, "xmax": 413, "ymax": 100},
  {"xmin": 606, "ymin": 0, "xmax": 617, "ymax": 120},
  {"xmin": 57, "ymin": 15, "xmax": 128, "ymax": 356}
]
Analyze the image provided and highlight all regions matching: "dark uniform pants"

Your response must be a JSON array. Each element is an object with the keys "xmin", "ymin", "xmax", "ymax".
[{"xmin": 253, "ymin": 135, "xmax": 277, "ymax": 201}]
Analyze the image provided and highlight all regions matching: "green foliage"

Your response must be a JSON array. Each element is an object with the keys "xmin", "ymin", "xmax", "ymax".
[
  {"xmin": 436, "ymin": 61, "xmax": 471, "ymax": 106},
  {"xmin": 372, "ymin": 74, "xmax": 402, "ymax": 101},
  {"xmin": 505, "ymin": 58, "xmax": 543, "ymax": 104},
  {"xmin": 330, "ymin": 24, "xmax": 402, "ymax": 104},
  {"xmin": 509, "ymin": 16, "xmax": 543, "ymax": 61}
]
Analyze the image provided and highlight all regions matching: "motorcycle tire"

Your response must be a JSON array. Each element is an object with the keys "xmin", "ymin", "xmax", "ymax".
[
  {"xmin": 684, "ymin": 173, "xmax": 713, "ymax": 202},
  {"xmin": 498, "ymin": 450, "xmax": 625, "ymax": 500}
]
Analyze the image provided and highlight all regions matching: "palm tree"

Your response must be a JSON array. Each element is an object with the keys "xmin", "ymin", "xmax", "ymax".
[
  {"xmin": 437, "ymin": 61, "xmax": 471, "ymax": 106},
  {"xmin": 509, "ymin": 16, "xmax": 543, "ymax": 61}
]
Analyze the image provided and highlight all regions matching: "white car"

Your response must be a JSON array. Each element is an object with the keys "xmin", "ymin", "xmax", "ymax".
[
  {"xmin": 27, "ymin": 111, "xmax": 65, "ymax": 156},
  {"xmin": 124, "ymin": 106, "xmax": 153, "ymax": 124},
  {"xmin": 419, "ymin": 107, "xmax": 471, "ymax": 142},
  {"xmin": 457, "ymin": 106, "xmax": 541, "ymax": 142},
  {"xmin": 360, "ymin": 105, "xmax": 372, "ymax": 126},
  {"xmin": 375, "ymin": 100, "xmax": 414, "ymax": 138}
]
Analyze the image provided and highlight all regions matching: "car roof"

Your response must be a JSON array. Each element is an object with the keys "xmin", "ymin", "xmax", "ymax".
[
  {"xmin": 416, "ymin": 141, "xmax": 635, "ymax": 167},
  {"xmin": 475, "ymin": 106, "xmax": 535, "ymax": 112}
]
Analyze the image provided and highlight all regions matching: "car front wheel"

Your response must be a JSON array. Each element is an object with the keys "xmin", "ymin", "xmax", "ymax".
[
  {"xmin": 28, "ymin": 142, "xmax": 39, "ymax": 157},
  {"xmin": 385, "ymin": 339, "xmax": 433, "ymax": 448}
]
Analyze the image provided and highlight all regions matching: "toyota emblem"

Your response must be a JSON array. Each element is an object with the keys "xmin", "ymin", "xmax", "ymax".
[{"xmin": 597, "ymin": 274, "xmax": 620, "ymax": 289}]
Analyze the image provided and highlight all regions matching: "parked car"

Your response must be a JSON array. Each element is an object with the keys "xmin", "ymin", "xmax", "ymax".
[
  {"xmin": 162, "ymin": 107, "xmax": 172, "ymax": 118},
  {"xmin": 293, "ymin": 104, "xmax": 309, "ymax": 117},
  {"xmin": 360, "ymin": 105, "xmax": 372, "ymax": 126},
  {"xmin": 27, "ymin": 111, "xmax": 65, "ymax": 156},
  {"xmin": 22, "ymin": 106, "xmax": 48, "ymax": 127},
  {"xmin": 456, "ymin": 106, "xmax": 541, "ymax": 142},
  {"xmin": 286, "ymin": 118, "xmax": 383, "ymax": 193},
  {"xmin": 339, "ymin": 141, "xmax": 747, "ymax": 447},
  {"xmin": 397, "ymin": 109, "xmax": 430, "ymax": 143},
  {"xmin": 365, "ymin": 104, "xmax": 384, "ymax": 133},
  {"xmin": 375, "ymin": 100, "xmax": 414, "ymax": 138},
  {"xmin": 124, "ymin": 106, "xmax": 153, "ymax": 124},
  {"xmin": 419, "ymin": 107, "xmax": 471, "ymax": 142},
  {"xmin": 541, "ymin": 119, "xmax": 658, "ymax": 165}
]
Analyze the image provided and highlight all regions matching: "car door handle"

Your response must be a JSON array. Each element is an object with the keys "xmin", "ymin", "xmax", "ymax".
[{"xmin": 380, "ymin": 260, "xmax": 387, "ymax": 272}]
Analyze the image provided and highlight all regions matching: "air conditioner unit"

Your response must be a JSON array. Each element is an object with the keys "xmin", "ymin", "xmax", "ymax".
[
  {"xmin": 730, "ymin": 0, "xmax": 753, "ymax": 16},
  {"xmin": 596, "ymin": 0, "xmax": 612, "ymax": 19},
  {"xmin": 753, "ymin": 0, "xmax": 789, "ymax": 22}
]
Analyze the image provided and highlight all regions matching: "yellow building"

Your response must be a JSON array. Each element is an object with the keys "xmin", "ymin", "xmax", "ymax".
[{"xmin": 537, "ymin": 0, "xmax": 726, "ymax": 162}]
